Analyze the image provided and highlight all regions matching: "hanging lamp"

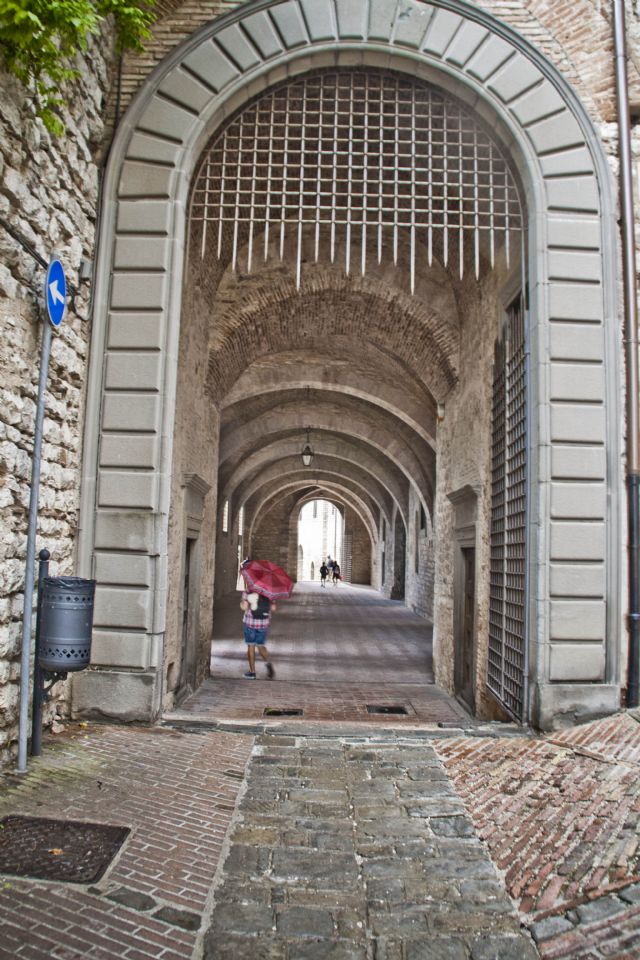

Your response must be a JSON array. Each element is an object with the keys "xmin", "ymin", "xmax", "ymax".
[{"xmin": 301, "ymin": 426, "xmax": 314, "ymax": 467}]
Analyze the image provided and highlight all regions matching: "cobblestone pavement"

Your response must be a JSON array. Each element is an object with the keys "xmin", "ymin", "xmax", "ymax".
[
  {"xmin": 203, "ymin": 734, "xmax": 538, "ymax": 959},
  {"xmin": 1, "ymin": 716, "xmax": 639, "ymax": 958}
]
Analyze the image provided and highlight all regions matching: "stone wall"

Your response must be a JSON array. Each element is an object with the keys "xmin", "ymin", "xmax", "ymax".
[
  {"xmin": 162, "ymin": 246, "xmax": 222, "ymax": 709},
  {"xmin": 345, "ymin": 507, "xmax": 372, "ymax": 584},
  {"xmin": 432, "ymin": 265, "xmax": 508, "ymax": 715},
  {"xmin": 0, "ymin": 31, "xmax": 117, "ymax": 764}
]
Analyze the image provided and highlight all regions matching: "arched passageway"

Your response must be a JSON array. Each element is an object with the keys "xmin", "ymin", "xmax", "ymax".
[
  {"xmin": 211, "ymin": 582, "xmax": 433, "ymax": 685},
  {"xmin": 177, "ymin": 582, "xmax": 470, "ymax": 726},
  {"xmin": 76, "ymin": 0, "xmax": 622, "ymax": 732},
  {"xmin": 190, "ymin": 63, "xmax": 519, "ymax": 715},
  {"xmin": 296, "ymin": 500, "xmax": 346, "ymax": 583}
]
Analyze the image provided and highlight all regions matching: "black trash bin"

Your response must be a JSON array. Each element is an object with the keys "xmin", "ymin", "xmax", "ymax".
[{"xmin": 38, "ymin": 577, "xmax": 95, "ymax": 672}]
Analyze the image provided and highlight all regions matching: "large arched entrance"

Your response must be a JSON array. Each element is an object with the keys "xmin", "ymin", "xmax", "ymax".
[{"xmin": 75, "ymin": 0, "xmax": 622, "ymax": 731}]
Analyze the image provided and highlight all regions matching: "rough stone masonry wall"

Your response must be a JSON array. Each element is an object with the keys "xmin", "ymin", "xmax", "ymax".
[{"xmin": 0, "ymin": 31, "xmax": 117, "ymax": 765}]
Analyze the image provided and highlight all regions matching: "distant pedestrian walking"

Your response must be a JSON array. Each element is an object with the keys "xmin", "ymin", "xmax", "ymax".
[
  {"xmin": 332, "ymin": 562, "xmax": 341, "ymax": 585},
  {"xmin": 240, "ymin": 591, "xmax": 276, "ymax": 679},
  {"xmin": 319, "ymin": 561, "xmax": 329, "ymax": 587}
]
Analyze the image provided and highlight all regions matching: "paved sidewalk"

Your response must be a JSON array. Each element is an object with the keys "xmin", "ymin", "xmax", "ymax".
[
  {"xmin": 210, "ymin": 584, "xmax": 434, "ymax": 685},
  {"xmin": 177, "ymin": 583, "xmax": 467, "ymax": 727},
  {"xmin": 204, "ymin": 734, "xmax": 537, "ymax": 959},
  {"xmin": 0, "ymin": 715, "xmax": 639, "ymax": 958},
  {"xmin": 0, "ymin": 724, "xmax": 252, "ymax": 959}
]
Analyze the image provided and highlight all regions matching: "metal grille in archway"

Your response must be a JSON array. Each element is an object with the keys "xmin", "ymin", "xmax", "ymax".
[
  {"xmin": 488, "ymin": 293, "xmax": 527, "ymax": 721},
  {"xmin": 191, "ymin": 70, "xmax": 524, "ymax": 292}
]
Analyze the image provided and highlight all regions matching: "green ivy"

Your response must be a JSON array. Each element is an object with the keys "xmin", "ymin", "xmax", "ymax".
[{"xmin": 0, "ymin": 0, "xmax": 156, "ymax": 134}]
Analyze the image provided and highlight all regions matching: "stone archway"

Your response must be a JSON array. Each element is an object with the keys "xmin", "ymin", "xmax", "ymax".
[{"xmin": 75, "ymin": 0, "xmax": 621, "ymax": 730}]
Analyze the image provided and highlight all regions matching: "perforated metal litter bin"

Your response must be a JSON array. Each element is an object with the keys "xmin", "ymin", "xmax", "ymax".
[{"xmin": 38, "ymin": 577, "xmax": 95, "ymax": 672}]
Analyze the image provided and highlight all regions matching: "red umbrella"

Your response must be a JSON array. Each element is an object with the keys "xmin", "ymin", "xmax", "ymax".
[{"xmin": 240, "ymin": 559, "xmax": 294, "ymax": 600}]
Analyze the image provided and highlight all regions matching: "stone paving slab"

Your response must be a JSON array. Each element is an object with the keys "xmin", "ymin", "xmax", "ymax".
[
  {"xmin": 203, "ymin": 735, "xmax": 538, "ymax": 960},
  {"xmin": 532, "ymin": 890, "xmax": 640, "ymax": 959}
]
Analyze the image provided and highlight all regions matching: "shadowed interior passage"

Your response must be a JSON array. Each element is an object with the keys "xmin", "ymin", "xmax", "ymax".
[{"xmin": 211, "ymin": 582, "xmax": 434, "ymax": 684}]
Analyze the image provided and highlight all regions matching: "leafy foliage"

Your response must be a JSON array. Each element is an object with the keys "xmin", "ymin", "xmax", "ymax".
[{"xmin": 0, "ymin": 0, "xmax": 156, "ymax": 134}]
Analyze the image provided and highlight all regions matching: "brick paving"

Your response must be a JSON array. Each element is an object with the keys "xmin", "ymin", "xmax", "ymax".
[
  {"xmin": 203, "ymin": 734, "xmax": 538, "ymax": 959},
  {"xmin": 436, "ymin": 714, "xmax": 640, "ymax": 959},
  {"xmin": 0, "ymin": 724, "xmax": 252, "ymax": 959},
  {"xmin": 1, "ymin": 716, "xmax": 639, "ymax": 958}
]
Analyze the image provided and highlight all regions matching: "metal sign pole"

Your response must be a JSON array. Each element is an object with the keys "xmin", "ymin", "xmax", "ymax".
[
  {"xmin": 30, "ymin": 548, "xmax": 50, "ymax": 757},
  {"xmin": 17, "ymin": 318, "xmax": 53, "ymax": 772}
]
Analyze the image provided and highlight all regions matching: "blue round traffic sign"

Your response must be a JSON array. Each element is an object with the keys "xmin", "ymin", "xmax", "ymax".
[{"xmin": 45, "ymin": 259, "xmax": 66, "ymax": 327}]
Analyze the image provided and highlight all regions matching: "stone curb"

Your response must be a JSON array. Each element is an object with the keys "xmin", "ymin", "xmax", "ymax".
[
  {"xmin": 161, "ymin": 718, "xmax": 535, "ymax": 740},
  {"xmin": 529, "ymin": 882, "xmax": 640, "ymax": 943}
]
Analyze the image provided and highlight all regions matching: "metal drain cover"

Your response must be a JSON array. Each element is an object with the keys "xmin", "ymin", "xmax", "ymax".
[
  {"xmin": 263, "ymin": 707, "xmax": 303, "ymax": 717},
  {"xmin": 366, "ymin": 704, "xmax": 410, "ymax": 715},
  {"xmin": 0, "ymin": 815, "xmax": 130, "ymax": 884}
]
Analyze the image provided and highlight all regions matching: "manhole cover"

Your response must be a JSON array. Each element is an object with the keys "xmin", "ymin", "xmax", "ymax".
[
  {"xmin": 263, "ymin": 707, "xmax": 304, "ymax": 717},
  {"xmin": 0, "ymin": 816, "xmax": 130, "ymax": 884},
  {"xmin": 366, "ymin": 704, "xmax": 410, "ymax": 715}
]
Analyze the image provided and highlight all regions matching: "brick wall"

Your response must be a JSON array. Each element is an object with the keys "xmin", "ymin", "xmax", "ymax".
[
  {"xmin": 343, "ymin": 506, "xmax": 372, "ymax": 584},
  {"xmin": 251, "ymin": 494, "xmax": 298, "ymax": 580},
  {"xmin": 112, "ymin": 0, "xmax": 640, "ymax": 133},
  {"xmin": 405, "ymin": 488, "xmax": 436, "ymax": 619}
]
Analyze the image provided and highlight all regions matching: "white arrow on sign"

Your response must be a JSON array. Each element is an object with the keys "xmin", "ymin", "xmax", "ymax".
[{"xmin": 49, "ymin": 280, "xmax": 65, "ymax": 305}]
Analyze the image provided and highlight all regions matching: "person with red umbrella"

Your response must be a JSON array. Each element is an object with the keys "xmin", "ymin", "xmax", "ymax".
[{"xmin": 239, "ymin": 559, "xmax": 293, "ymax": 680}]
